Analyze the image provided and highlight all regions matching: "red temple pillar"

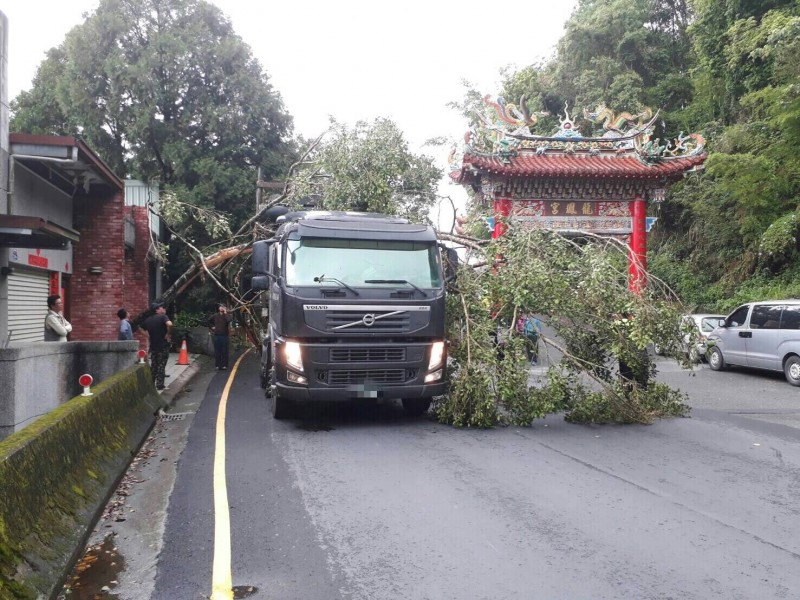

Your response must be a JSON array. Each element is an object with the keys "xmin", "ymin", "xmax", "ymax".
[
  {"xmin": 628, "ymin": 196, "xmax": 647, "ymax": 293},
  {"xmin": 492, "ymin": 197, "xmax": 513, "ymax": 239}
]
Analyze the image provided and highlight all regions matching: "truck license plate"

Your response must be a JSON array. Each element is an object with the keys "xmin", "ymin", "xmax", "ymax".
[{"xmin": 352, "ymin": 384, "xmax": 382, "ymax": 398}]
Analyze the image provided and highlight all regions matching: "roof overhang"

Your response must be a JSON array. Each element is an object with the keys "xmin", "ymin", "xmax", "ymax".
[
  {"xmin": 458, "ymin": 152, "xmax": 708, "ymax": 181},
  {"xmin": 9, "ymin": 134, "xmax": 124, "ymax": 196},
  {"xmin": 0, "ymin": 215, "xmax": 80, "ymax": 249}
]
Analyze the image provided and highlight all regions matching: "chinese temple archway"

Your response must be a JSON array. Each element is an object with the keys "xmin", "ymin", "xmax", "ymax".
[{"xmin": 450, "ymin": 98, "xmax": 707, "ymax": 292}]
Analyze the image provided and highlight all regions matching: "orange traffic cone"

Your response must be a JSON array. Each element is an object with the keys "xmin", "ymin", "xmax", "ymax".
[{"xmin": 176, "ymin": 339, "xmax": 190, "ymax": 365}]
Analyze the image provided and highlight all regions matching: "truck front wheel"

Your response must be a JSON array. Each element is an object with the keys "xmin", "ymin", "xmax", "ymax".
[
  {"xmin": 402, "ymin": 398, "xmax": 431, "ymax": 417},
  {"xmin": 271, "ymin": 392, "xmax": 293, "ymax": 419}
]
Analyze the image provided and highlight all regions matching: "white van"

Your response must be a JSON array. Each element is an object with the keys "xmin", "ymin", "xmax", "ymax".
[{"xmin": 706, "ymin": 300, "xmax": 800, "ymax": 386}]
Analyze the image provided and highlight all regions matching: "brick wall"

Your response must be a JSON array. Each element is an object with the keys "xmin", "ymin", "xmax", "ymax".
[
  {"xmin": 70, "ymin": 190, "xmax": 126, "ymax": 341},
  {"xmin": 124, "ymin": 206, "xmax": 152, "ymax": 348}
]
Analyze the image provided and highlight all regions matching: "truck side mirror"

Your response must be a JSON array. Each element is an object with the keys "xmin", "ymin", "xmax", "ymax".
[
  {"xmin": 252, "ymin": 275, "xmax": 271, "ymax": 291},
  {"xmin": 442, "ymin": 246, "xmax": 459, "ymax": 283},
  {"xmin": 252, "ymin": 240, "xmax": 270, "ymax": 274},
  {"xmin": 252, "ymin": 239, "xmax": 277, "ymax": 291},
  {"xmin": 254, "ymin": 239, "xmax": 278, "ymax": 273}
]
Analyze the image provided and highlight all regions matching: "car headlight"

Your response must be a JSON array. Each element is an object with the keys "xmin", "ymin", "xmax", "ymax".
[
  {"xmin": 284, "ymin": 341, "xmax": 304, "ymax": 372},
  {"xmin": 428, "ymin": 341, "xmax": 445, "ymax": 370}
]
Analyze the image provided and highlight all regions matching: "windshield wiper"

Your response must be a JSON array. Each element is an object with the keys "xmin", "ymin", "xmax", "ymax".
[
  {"xmin": 313, "ymin": 274, "xmax": 360, "ymax": 296},
  {"xmin": 364, "ymin": 279, "xmax": 428, "ymax": 297}
]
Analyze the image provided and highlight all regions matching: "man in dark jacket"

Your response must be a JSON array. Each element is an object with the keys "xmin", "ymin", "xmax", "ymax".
[
  {"xmin": 141, "ymin": 302, "xmax": 173, "ymax": 390},
  {"xmin": 208, "ymin": 304, "xmax": 233, "ymax": 370}
]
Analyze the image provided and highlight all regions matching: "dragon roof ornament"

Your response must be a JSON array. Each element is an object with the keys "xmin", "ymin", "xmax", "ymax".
[{"xmin": 449, "ymin": 94, "xmax": 706, "ymax": 175}]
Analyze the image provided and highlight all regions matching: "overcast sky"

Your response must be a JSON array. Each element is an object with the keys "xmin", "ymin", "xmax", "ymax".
[{"xmin": 3, "ymin": 0, "xmax": 577, "ymax": 218}]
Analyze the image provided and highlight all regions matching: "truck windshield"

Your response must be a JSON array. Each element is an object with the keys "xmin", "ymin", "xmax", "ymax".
[{"xmin": 285, "ymin": 239, "xmax": 442, "ymax": 288}]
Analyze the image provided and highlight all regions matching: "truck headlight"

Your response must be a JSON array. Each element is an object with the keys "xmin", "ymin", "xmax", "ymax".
[
  {"xmin": 425, "ymin": 368, "xmax": 443, "ymax": 383},
  {"xmin": 284, "ymin": 341, "xmax": 304, "ymax": 372},
  {"xmin": 428, "ymin": 341, "xmax": 445, "ymax": 370}
]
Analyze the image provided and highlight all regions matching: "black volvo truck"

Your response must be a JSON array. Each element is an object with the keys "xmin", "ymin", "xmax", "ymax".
[{"xmin": 251, "ymin": 209, "xmax": 453, "ymax": 418}]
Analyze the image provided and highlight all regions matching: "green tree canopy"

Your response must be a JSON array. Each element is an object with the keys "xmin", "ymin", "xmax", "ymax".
[
  {"xmin": 11, "ymin": 0, "xmax": 296, "ymax": 228},
  {"xmin": 289, "ymin": 119, "xmax": 442, "ymax": 224},
  {"xmin": 490, "ymin": 0, "xmax": 800, "ymax": 311}
]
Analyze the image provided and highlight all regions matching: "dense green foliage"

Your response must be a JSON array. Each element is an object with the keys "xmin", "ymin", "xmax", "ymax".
[
  {"xmin": 289, "ymin": 119, "xmax": 442, "ymax": 223},
  {"xmin": 12, "ymin": 0, "xmax": 296, "ymax": 224},
  {"xmin": 499, "ymin": 0, "xmax": 800, "ymax": 313},
  {"xmin": 436, "ymin": 226, "xmax": 691, "ymax": 427},
  {"xmin": 10, "ymin": 0, "xmax": 297, "ymax": 306}
]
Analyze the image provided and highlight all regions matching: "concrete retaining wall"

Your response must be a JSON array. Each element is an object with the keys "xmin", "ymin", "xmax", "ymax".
[
  {"xmin": 0, "ymin": 341, "xmax": 139, "ymax": 440},
  {"xmin": 0, "ymin": 364, "xmax": 166, "ymax": 599}
]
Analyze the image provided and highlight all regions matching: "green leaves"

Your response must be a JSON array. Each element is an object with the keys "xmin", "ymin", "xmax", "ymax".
[
  {"xmin": 289, "ymin": 119, "xmax": 441, "ymax": 223},
  {"xmin": 437, "ymin": 225, "xmax": 692, "ymax": 427},
  {"xmin": 11, "ymin": 0, "xmax": 296, "ymax": 230}
]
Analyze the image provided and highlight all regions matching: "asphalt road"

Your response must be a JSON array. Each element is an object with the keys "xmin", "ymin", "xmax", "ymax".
[
  {"xmin": 654, "ymin": 353, "xmax": 800, "ymax": 427},
  {"xmin": 76, "ymin": 351, "xmax": 800, "ymax": 600}
]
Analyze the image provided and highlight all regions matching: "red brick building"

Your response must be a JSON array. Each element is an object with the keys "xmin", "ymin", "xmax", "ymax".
[{"xmin": 0, "ymin": 135, "xmax": 161, "ymax": 346}]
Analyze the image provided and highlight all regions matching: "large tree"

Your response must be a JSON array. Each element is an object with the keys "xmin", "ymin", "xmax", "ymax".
[
  {"xmin": 11, "ymin": 0, "xmax": 295, "ymax": 228},
  {"xmin": 288, "ymin": 119, "xmax": 442, "ymax": 224}
]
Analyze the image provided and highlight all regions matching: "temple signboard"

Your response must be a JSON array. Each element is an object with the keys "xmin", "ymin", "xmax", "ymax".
[{"xmin": 512, "ymin": 200, "xmax": 631, "ymax": 234}]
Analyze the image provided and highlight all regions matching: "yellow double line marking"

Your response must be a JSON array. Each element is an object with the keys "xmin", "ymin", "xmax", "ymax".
[{"xmin": 210, "ymin": 349, "xmax": 251, "ymax": 600}]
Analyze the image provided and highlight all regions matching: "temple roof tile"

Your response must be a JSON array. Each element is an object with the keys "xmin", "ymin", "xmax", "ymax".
[{"xmin": 456, "ymin": 152, "xmax": 706, "ymax": 181}]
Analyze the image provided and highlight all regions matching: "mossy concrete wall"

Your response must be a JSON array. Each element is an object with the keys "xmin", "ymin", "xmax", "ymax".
[
  {"xmin": 0, "ymin": 364, "xmax": 166, "ymax": 599},
  {"xmin": 0, "ymin": 341, "xmax": 139, "ymax": 440}
]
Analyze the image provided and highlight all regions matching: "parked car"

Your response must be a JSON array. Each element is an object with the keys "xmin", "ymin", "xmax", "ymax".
[
  {"xmin": 706, "ymin": 300, "xmax": 800, "ymax": 386},
  {"xmin": 653, "ymin": 313, "xmax": 725, "ymax": 363}
]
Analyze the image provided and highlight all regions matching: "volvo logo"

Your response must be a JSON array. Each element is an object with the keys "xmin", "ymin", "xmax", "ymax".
[{"xmin": 362, "ymin": 313, "xmax": 376, "ymax": 327}]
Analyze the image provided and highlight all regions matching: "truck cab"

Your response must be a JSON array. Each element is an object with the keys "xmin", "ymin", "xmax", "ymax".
[{"xmin": 251, "ymin": 210, "xmax": 451, "ymax": 418}]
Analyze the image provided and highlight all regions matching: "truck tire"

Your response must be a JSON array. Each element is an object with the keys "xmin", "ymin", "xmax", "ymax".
[
  {"xmin": 402, "ymin": 398, "xmax": 431, "ymax": 417},
  {"xmin": 271, "ymin": 392, "xmax": 293, "ymax": 419},
  {"xmin": 259, "ymin": 338, "xmax": 272, "ymax": 389},
  {"xmin": 707, "ymin": 346, "xmax": 726, "ymax": 371}
]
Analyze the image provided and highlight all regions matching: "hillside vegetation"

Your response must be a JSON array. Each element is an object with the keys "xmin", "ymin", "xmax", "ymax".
[{"xmin": 498, "ymin": 0, "xmax": 800, "ymax": 312}]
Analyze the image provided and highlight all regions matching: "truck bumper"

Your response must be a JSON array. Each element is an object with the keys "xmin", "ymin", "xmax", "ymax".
[{"xmin": 275, "ymin": 380, "xmax": 448, "ymax": 402}]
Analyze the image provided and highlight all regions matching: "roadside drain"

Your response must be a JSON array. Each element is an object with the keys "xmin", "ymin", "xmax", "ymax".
[{"xmin": 159, "ymin": 412, "xmax": 193, "ymax": 422}]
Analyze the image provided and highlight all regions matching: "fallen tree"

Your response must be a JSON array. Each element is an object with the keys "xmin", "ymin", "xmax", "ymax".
[{"xmin": 437, "ymin": 222, "xmax": 693, "ymax": 427}]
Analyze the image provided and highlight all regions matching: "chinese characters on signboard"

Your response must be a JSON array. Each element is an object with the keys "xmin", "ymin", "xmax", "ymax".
[{"xmin": 511, "ymin": 200, "xmax": 632, "ymax": 233}]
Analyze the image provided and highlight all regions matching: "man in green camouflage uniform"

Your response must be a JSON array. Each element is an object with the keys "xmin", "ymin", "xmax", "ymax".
[{"xmin": 141, "ymin": 302, "xmax": 173, "ymax": 390}]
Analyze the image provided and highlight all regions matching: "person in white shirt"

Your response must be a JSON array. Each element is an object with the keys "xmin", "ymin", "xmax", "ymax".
[{"xmin": 44, "ymin": 294, "xmax": 73, "ymax": 342}]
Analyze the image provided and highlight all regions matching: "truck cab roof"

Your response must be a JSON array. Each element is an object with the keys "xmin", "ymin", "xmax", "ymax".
[{"xmin": 278, "ymin": 211, "xmax": 437, "ymax": 242}]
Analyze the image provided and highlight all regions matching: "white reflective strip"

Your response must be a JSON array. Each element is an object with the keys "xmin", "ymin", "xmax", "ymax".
[{"xmin": 303, "ymin": 304, "xmax": 430, "ymax": 311}]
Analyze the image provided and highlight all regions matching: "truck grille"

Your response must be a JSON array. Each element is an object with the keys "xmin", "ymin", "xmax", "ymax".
[
  {"xmin": 330, "ymin": 348, "xmax": 406, "ymax": 363},
  {"xmin": 328, "ymin": 369, "xmax": 407, "ymax": 385},
  {"xmin": 326, "ymin": 311, "xmax": 411, "ymax": 333}
]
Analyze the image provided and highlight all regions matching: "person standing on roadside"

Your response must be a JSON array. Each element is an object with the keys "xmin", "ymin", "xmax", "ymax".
[
  {"xmin": 141, "ymin": 302, "xmax": 173, "ymax": 390},
  {"xmin": 522, "ymin": 314, "xmax": 541, "ymax": 365},
  {"xmin": 208, "ymin": 304, "xmax": 232, "ymax": 370},
  {"xmin": 44, "ymin": 294, "xmax": 72, "ymax": 342},
  {"xmin": 117, "ymin": 308, "xmax": 133, "ymax": 341}
]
